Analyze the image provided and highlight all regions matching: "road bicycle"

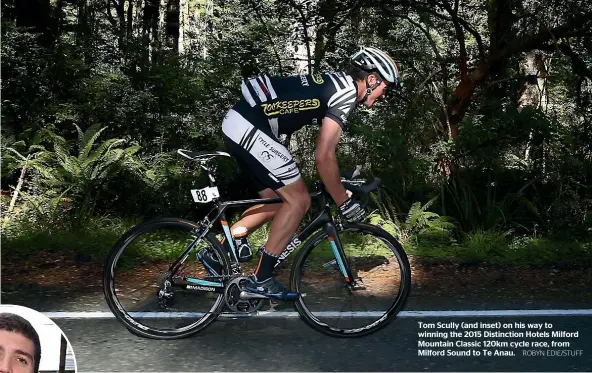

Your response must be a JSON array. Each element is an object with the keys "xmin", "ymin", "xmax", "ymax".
[{"xmin": 102, "ymin": 149, "xmax": 411, "ymax": 339}]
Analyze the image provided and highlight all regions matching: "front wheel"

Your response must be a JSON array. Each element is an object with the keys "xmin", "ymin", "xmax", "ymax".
[
  {"xmin": 290, "ymin": 222, "xmax": 411, "ymax": 338},
  {"xmin": 102, "ymin": 217, "xmax": 232, "ymax": 339}
]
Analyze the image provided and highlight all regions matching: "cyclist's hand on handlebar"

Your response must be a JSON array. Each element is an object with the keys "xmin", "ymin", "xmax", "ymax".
[{"xmin": 339, "ymin": 197, "xmax": 367, "ymax": 223}]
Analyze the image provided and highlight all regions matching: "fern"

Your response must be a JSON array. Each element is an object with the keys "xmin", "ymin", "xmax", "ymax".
[
  {"xmin": 22, "ymin": 124, "xmax": 147, "ymax": 219},
  {"xmin": 77, "ymin": 123, "xmax": 107, "ymax": 161},
  {"xmin": 404, "ymin": 196, "xmax": 457, "ymax": 235}
]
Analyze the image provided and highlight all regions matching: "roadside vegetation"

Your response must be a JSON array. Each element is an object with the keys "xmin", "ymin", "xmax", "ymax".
[{"xmin": 2, "ymin": 0, "xmax": 591, "ymax": 270}]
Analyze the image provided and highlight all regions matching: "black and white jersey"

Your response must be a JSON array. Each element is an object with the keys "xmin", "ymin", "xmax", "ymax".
[
  {"xmin": 237, "ymin": 71, "xmax": 359, "ymax": 138},
  {"xmin": 221, "ymin": 71, "xmax": 359, "ymax": 191}
]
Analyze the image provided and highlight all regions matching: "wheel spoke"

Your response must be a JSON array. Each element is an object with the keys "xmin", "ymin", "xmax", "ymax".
[
  {"xmin": 103, "ymin": 219, "xmax": 230, "ymax": 339},
  {"xmin": 293, "ymin": 224, "xmax": 411, "ymax": 337}
]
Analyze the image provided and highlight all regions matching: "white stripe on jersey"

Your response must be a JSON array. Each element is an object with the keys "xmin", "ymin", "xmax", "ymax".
[
  {"xmin": 328, "ymin": 73, "xmax": 356, "ymax": 109},
  {"xmin": 337, "ymin": 97, "xmax": 357, "ymax": 113},
  {"xmin": 264, "ymin": 75, "xmax": 278, "ymax": 99},
  {"xmin": 241, "ymin": 81, "xmax": 257, "ymax": 107},
  {"xmin": 249, "ymin": 77, "xmax": 268, "ymax": 102},
  {"xmin": 268, "ymin": 117, "xmax": 279, "ymax": 139}
]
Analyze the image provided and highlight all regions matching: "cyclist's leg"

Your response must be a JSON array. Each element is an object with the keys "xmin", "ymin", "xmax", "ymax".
[
  {"xmin": 228, "ymin": 188, "xmax": 282, "ymax": 260},
  {"xmin": 231, "ymin": 188, "xmax": 282, "ymax": 235},
  {"xmin": 250, "ymin": 178, "xmax": 310, "ymax": 291},
  {"xmin": 263, "ymin": 178, "xmax": 310, "ymax": 257},
  {"xmin": 222, "ymin": 107, "xmax": 310, "ymax": 289}
]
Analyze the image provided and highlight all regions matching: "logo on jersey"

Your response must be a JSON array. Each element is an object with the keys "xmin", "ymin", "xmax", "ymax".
[
  {"xmin": 311, "ymin": 73, "xmax": 324, "ymax": 84},
  {"xmin": 258, "ymin": 150, "xmax": 274, "ymax": 163},
  {"xmin": 257, "ymin": 138, "xmax": 290, "ymax": 163},
  {"xmin": 262, "ymin": 99, "xmax": 320, "ymax": 116},
  {"xmin": 300, "ymin": 75, "xmax": 309, "ymax": 87}
]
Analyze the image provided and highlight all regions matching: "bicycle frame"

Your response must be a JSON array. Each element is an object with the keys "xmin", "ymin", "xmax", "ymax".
[{"xmin": 168, "ymin": 181, "xmax": 355, "ymax": 291}]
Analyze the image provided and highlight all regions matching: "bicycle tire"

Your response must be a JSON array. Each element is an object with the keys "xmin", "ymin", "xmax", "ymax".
[
  {"xmin": 290, "ymin": 222, "xmax": 411, "ymax": 338},
  {"xmin": 102, "ymin": 217, "xmax": 231, "ymax": 339}
]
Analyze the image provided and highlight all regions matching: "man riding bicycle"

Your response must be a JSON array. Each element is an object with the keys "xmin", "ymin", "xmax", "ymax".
[{"xmin": 202, "ymin": 46, "xmax": 400, "ymax": 298}]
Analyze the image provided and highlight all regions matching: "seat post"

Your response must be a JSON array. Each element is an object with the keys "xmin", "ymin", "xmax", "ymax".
[
  {"xmin": 199, "ymin": 160, "xmax": 216, "ymax": 186},
  {"xmin": 208, "ymin": 171, "xmax": 216, "ymax": 186}
]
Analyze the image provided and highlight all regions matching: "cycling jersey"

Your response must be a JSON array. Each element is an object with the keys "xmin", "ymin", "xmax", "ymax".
[
  {"xmin": 222, "ymin": 71, "xmax": 360, "ymax": 191},
  {"xmin": 238, "ymin": 71, "xmax": 358, "ymax": 136}
]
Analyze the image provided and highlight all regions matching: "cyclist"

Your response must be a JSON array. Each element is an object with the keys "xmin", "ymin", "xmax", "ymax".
[{"xmin": 203, "ymin": 46, "xmax": 400, "ymax": 298}]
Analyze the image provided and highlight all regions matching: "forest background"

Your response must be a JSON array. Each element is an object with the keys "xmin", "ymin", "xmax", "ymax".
[{"xmin": 2, "ymin": 0, "xmax": 591, "ymax": 268}]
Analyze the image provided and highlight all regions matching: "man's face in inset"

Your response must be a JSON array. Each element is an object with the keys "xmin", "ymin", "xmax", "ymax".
[{"xmin": 0, "ymin": 330, "xmax": 37, "ymax": 373}]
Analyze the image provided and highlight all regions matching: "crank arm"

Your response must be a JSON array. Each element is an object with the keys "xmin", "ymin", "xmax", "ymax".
[
  {"xmin": 239, "ymin": 291, "xmax": 269, "ymax": 300},
  {"xmin": 240, "ymin": 290, "xmax": 300, "ymax": 301}
]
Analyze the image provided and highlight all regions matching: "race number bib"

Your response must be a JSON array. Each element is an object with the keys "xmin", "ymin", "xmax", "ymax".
[{"xmin": 190, "ymin": 186, "xmax": 220, "ymax": 203}]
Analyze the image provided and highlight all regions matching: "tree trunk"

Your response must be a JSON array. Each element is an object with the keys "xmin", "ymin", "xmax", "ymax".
[
  {"xmin": 127, "ymin": 0, "xmax": 134, "ymax": 40},
  {"xmin": 50, "ymin": 0, "xmax": 64, "ymax": 40},
  {"xmin": 142, "ymin": 0, "xmax": 159, "ymax": 68},
  {"xmin": 518, "ymin": 51, "xmax": 549, "ymax": 162},
  {"xmin": 312, "ymin": 24, "xmax": 328, "ymax": 74},
  {"xmin": 288, "ymin": 0, "xmax": 312, "ymax": 74},
  {"xmin": 8, "ymin": 157, "xmax": 29, "ymax": 213},
  {"xmin": 444, "ymin": 61, "xmax": 490, "ymax": 139},
  {"xmin": 178, "ymin": 0, "xmax": 186, "ymax": 54},
  {"xmin": 165, "ymin": 0, "xmax": 180, "ymax": 54},
  {"xmin": 151, "ymin": 0, "xmax": 160, "ymax": 65},
  {"xmin": 518, "ymin": 51, "xmax": 548, "ymax": 111}
]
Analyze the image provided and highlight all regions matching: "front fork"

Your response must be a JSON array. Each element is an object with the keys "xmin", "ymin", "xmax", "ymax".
[{"xmin": 323, "ymin": 222, "xmax": 356, "ymax": 285}]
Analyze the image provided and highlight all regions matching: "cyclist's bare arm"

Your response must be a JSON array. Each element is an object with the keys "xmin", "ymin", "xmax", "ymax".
[{"xmin": 315, "ymin": 116, "xmax": 349, "ymax": 206}]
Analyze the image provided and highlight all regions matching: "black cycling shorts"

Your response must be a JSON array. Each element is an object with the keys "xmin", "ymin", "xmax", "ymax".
[{"xmin": 222, "ymin": 104, "xmax": 301, "ymax": 192}]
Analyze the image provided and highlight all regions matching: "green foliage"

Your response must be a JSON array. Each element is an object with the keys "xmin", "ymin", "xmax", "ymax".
[
  {"xmin": 2, "ymin": 213, "xmax": 139, "ymax": 261},
  {"xmin": 404, "ymin": 229, "xmax": 592, "ymax": 267},
  {"xmin": 370, "ymin": 192, "xmax": 459, "ymax": 249},
  {"xmin": 1, "ymin": 0, "xmax": 591, "ymax": 266},
  {"xmin": 13, "ymin": 124, "xmax": 149, "ymax": 223},
  {"xmin": 404, "ymin": 196, "xmax": 457, "ymax": 236}
]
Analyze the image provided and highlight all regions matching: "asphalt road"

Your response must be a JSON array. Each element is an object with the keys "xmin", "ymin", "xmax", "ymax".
[
  {"xmin": 51, "ymin": 314, "xmax": 591, "ymax": 372},
  {"xmin": 3, "ymin": 259, "xmax": 591, "ymax": 372}
]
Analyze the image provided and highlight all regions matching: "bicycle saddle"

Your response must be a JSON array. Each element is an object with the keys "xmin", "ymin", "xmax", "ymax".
[{"xmin": 177, "ymin": 149, "xmax": 231, "ymax": 161}]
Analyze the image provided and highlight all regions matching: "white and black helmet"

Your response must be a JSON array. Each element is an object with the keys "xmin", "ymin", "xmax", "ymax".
[{"xmin": 350, "ymin": 46, "xmax": 400, "ymax": 85}]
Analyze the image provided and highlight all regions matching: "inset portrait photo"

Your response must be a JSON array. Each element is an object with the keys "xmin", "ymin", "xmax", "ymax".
[{"xmin": 0, "ymin": 304, "xmax": 77, "ymax": 373}]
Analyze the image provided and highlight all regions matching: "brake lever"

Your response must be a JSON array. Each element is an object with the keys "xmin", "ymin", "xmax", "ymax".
[{"xmin": 341, "ymin": 177, "xmax": 381, "ymax": 209}]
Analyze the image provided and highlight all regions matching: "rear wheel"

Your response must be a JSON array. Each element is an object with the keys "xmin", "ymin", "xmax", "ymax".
[
  {"xmin": 290, "ymin": 223, "xmax": 411, "ymax": 337},
  {"xmin": 103, "ymin": 217, "xmax": 231, "ymax": 339}
]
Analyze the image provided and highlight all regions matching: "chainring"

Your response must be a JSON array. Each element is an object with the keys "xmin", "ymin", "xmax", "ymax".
[{"xmin": 223, "ymin": 275, "xmax": 264, "ymax": 313}]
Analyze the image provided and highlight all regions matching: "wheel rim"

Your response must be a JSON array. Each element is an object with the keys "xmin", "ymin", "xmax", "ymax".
[
  {"xmin": 294, "ymin": 226, "xmax": 409, "ymax": 334},
  {"xmin": 106, "ymin": 222, "xmax": 227, "ymax": 335}
]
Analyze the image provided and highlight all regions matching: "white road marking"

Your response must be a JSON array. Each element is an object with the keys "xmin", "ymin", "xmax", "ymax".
[{"xmin": 42, "ymin": 309, "xmax": 592, "ymax": 319}]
